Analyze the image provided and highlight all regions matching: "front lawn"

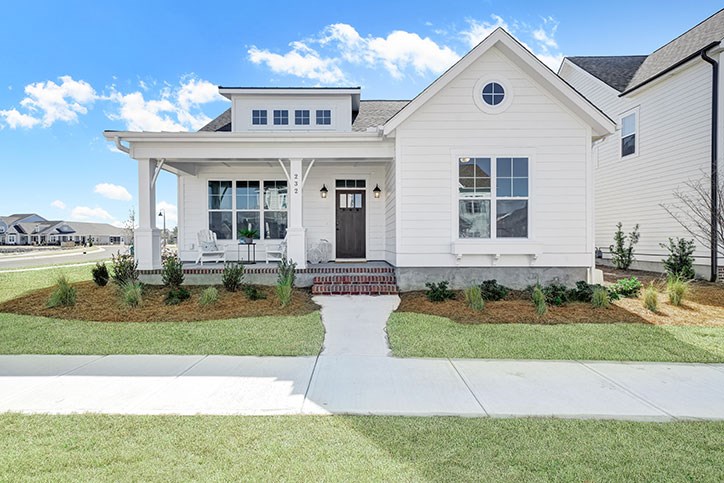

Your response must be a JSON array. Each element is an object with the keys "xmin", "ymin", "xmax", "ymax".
[
  {"xmin": 0, "ymin": 264, "xmax": 93, "ymax": 303},
  {"xmin": 388, "ymin": 312, "xmax": 724, "ymax": 362},
  {"xmin": 2, "ymin": 414, "xmax": 722, "ymax": 481},
  {"xmin": 0, "ymin": 312, "xmax": 324, "ymax": 356}
]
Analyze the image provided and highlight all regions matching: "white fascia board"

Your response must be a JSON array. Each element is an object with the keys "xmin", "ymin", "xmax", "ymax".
[
  {"xmin": 218, "ymin": 87, "xmax": 361, "ymax": 99},
  {"xmin": 103, "ymin": 131, "xmax": 382, "ymax": 143}
]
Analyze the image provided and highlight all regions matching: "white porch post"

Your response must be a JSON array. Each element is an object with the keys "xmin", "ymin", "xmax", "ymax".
[
  {"xmin": 286, "ymin": 158, "xmax": 307, "ymax": 269},
  {"xmin": 135, "ymin": 158, "xmax": 161, "ymax": 270}
]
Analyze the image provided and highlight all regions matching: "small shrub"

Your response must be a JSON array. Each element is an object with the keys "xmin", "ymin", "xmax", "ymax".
[
  {"xmin": 222, "ymin": 263, "xmax": 244, "ymax": 292},
  {"xmin": 591, "ymin": 286, "xmax": 610, "ymax": 309},
  {"xmin": 91, "ymin": 262, "xmax": 109, "ymax": 287},
  {"xmin": 165, "ymin": 286, "xmax": 191, "ymax": 305},
  {"xmin": 609, "ymin": 276, "xmax": 642, "ymax": 299},
  {"xmin": 120, "ymin": 281, "xmax": 143, "ymax": 308},
  {"xmin": 532, "ymin": 285, "xmax": 547, "ymax": 316},
  {"xmin": 463, "ymin": 285, "xmax": 484, "ymax": 311},
  {"xmin": 243, "ymin": 284, "xmax": 266, "ymax": 301},
  {"xmin": 667, "ymin": 277, "xmax": 689, "ymax": 306},
  {"xmin": 569, "ymin": 281, "xmax": 593, "ymax": 302},
  {"xmin": 425, "ymin": 281, "xmax": 456, "ymax": 302},
  {"xmin": 609, "ymin": 222, "xmax": 640, "ymax": 269},
  {"xmin": 643, "ymin": 283, "xmax": 658, "ymax": 312},
  {"xmin": 47, "ymin": 274, "xmax": 77, "ymax": 308},
  {"xmin": 277, "ymin": 257, "xmax": 297, "ymax": 307},
  {"xmin": 161, "ymin": 254, "xmax": 184, "ymax": 288},
  {"xmin": 543, "ymin": 283, "xmax": 569, "ymax": 306},
  {"xmin": 479, "ymin": 279, "xmax": 509, "ymax": 301},
  {"xmin": 198, "ymin": 287, "xmax": 219, "ymax": 307},
  {"xmin": 661, "ymin": 238, "xmax": 696, "ymax": 280},
  {"xmin": 111, "ymin": 253, "xmax": 139, "ymax": 285}
]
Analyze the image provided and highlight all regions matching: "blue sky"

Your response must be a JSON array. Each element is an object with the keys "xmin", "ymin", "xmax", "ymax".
[{"xmin": 1, "ymin": 0, "xmax": 721, "ymax": 228}]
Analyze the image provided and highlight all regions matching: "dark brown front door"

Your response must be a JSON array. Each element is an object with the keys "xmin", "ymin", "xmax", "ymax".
[{"xmin": 336, "ymin": 190, "xmax": 366, "ymax": 258}]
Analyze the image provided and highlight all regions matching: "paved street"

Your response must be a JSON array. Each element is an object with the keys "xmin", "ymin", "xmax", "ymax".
[{"xmin": 0, "ymin": 245, "xmax": 125, "ymax": 270}]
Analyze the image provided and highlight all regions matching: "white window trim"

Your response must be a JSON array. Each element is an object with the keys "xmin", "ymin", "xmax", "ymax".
[
  {"xmin": 207, "ymin": 179, "xmax": 289, "ymax": 242},
  {"xmin": 620, "ymin": 106, "xmax": 640, "ymax": 160},
  {"xmin": 251, "ymin": 109, "xmax": 267, "ymax": 125},
  {"xmin": 450, "ymin": 150, "xmax": 536, "ymax": 248},
  {"xmin": 246, "ymin": 105, "xmax": 337, "ymax": 131}
]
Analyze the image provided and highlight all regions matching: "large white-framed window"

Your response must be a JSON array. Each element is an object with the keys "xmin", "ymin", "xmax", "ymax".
[
  {"xmin": 208, "ymin": 179, "xmax": 288, "ymax": 241},
  {"xmin": 457, "ymin": 156, "xmax": 529, "ymax": 239},
  {"xmin": 620, "ymin": 107, "xmax": 639, "ymax": 158}
]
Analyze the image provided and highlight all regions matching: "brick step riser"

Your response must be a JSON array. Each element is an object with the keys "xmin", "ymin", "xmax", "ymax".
[
  {"xmin": 313, "ymin": 276, "xmax": 397, "ymax": 285},
  {"xmin": 312, "ymin": 284, "xmax": 399, "ymax": 295}
]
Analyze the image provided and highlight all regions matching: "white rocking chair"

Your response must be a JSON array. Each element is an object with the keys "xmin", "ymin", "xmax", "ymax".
[
  {"xmin": 195, "ymin": 230, "xmax": 225, "ymax": 265},
  {"xmin": 266, "ymin": 236, "xmax": 287, "ymax": 263}
]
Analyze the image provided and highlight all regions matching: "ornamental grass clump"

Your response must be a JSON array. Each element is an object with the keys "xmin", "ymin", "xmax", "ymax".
[
  {"xmin": 91, "ymin": 262, "xmax": 110, "ymax": 287},
  {"xmin": 667, "ymin": 277, "xmax": 689, "ymax": 307},
  {"xmin": 120, "ymin": 281, "xmax": 143, "ymax": 308},
  {"xmin": 463, "ymin": 285, "xmax": 484, "ymax": 311},
  {"xmin": 591, "ymin": 286, "xmax": 610, "ymax": 309},
  {"xmin": 643, "ymin": 283, "xmax": 658, "ymax": 312},
  {"xmin": 532, "ymin": 285, "xmax": 547, "ymax": 316},
  {"xmin": 47, "ymin": 274, "xmax": 77, "ymax": 308},
  {"xmin": 198, "ymin": 287, "xmax": 219, "ymax": 307},
  {"xmin": 276, "ymin": 257, "xmax": 297, "ymax": 307},
  {"xmin": 222, "ymin": 263, "xmax": 244, "ymax": 292}
]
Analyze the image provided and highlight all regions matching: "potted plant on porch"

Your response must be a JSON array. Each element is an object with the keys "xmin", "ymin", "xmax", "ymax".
[{"xmin": 238, "ymin": 227, "xmax": 258, "ymax": 244}]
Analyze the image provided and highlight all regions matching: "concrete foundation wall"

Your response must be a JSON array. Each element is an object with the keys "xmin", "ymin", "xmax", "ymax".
[
  {"xmin": 395, "ymin": 266, "xmax": 589, "ymax": 291},
  {"xmin": 596, "ymin": 258, "xmax": 713, "ymax": 280}
]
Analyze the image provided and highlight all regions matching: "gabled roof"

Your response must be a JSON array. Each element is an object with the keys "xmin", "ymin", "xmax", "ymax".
[
  {"xmin": 383, "ymin": 28, "xmax": 615, "ymax": 137},
  {"xmin": 199, "ymin": 100, "xmax": 410, "ymax": 133},
  {"xmin": 624, "ymin": 9, "xmax": 724, "ymax": 94},
  {"xmin": 566, "ymin": 56, "xmax": 647, "ymax": 92}
]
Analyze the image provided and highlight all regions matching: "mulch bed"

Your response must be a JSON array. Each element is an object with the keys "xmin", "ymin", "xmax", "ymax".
[
  {"xmin": 0, "ymin": 281, "xmax": 319, "ymax": 323},
  {"xmin": 397, "ymin": 291, "xmax": 648, "ymax": 325}
]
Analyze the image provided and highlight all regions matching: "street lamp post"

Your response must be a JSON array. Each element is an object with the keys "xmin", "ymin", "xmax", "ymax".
[{"xmin": 158, "ymin": 209, "xmax": 166, "ymax": 248}]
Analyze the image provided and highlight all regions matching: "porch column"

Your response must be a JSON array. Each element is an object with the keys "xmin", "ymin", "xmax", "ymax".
[
  {"xmin": 286, "ymin": 158, "xmax": 307, "ymax": 269},
  {"xmin": 135, "ymin": 158, "xmax": 161, "ymax": 270}
]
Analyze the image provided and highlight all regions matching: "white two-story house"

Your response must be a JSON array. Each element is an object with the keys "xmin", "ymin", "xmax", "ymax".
[
  {"xmin": 560, "ymin": 9, "xmax": 724, "ymax": 280},
  {"xmin": 105, "ymin": 28, "xmax": 614, "ymax": 290}
]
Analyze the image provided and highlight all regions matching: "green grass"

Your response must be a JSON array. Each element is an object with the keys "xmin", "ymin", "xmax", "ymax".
[
  {"xmin": 388, "ymin": 312, "xmax": 724, "ymax": 362},
  {"xmin": 1, "ymin": 414, "xmax": 722, "ymax": 482},
  {"xmin": 0, "ymin": 312, "xmax": 323, "ymax": 355},
  {"xmin": 0, "ymin": 264, "xmax": 94, "ymax": 303}
]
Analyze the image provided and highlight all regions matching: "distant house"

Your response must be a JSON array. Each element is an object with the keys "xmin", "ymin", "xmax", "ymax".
[
  {"xmin": 559, "ymin": 9, "xmax": 724, "ymax": 279},
  {"xmin": 0, "ymin": 214, "xmax": 126, "ymax": 246},
  {"xmin": 105, "ymin": 29, "xmax": 614, "ymax": 289}
]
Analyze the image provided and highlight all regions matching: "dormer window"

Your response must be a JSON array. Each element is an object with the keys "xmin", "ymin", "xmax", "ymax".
[
  {"xmin": 316, "ymin": 109, "xmax": 331, "ymax": 125},
  {"xmin": 251, "ymin": 110, "xmax": 267, "ymax": 125},
  {"xmin": 273, "ymin": 110, "xmax": 289, "ymax": 125},
  {"xmin": 295, "ymin": 110, "xmax": 310, "ymax": 125}
]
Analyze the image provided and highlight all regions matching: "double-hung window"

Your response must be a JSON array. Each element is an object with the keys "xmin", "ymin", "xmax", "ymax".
[
  {"xmin": 316, "ymin": 109, "xmax": 331, "ymax": 125},
  {"xmin": 458, "ymin": 156, "xmax": 529, "ymax": 239},
  {"xmin": 209, "ymin": 180, "xmax": 288, "ymax": 241},
  {"xmin": 273, "ymin": 110, "xmax": 289, "ymax": 125},
  {"xmin": 621, "ymin": 110, "xmax": 637, "ymax": 157},
  {"xmin": 295, "ymin": 109, "xmax": 310, "ymax": 125},
  {"xmin": 208, "ymin": 181, "xmax": 233, "ymax": 240}
]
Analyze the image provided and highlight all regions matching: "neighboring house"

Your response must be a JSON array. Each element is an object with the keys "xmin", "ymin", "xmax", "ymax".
[
  {"xmin": 559, "ymin": 9, "xmax": 724, "ymax": 280},
  {"xmin": 104, "ymin": 28, "xmax": 614, "ymax": 289},
  {"xmin": 0, "ymin": 214, "xmax": 126, "ymax": 245}
]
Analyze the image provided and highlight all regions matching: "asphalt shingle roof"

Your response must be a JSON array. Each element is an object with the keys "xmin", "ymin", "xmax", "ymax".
[
  {"xmin": 198, "ymin": 100, "xmax": 409, "ymax": 133},
  {"xmin": 567, "ymin": 56, "xmax": 647, "ymax": 92}
]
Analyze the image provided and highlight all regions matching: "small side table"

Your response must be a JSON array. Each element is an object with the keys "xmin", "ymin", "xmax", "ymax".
[{"xmin": 237, "ymin": 242, "xmax": 256, "ymax": 264}]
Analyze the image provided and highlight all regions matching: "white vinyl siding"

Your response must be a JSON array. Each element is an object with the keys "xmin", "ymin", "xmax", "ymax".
[{"xmin": 560, "ymin": 58, "xmax": 714, "ymax": 272}]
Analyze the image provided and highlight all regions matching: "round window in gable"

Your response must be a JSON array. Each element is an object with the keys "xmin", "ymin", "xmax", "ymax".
[{"xmin": 482, "ymin": 82, "xmax": 505, "ymax": 106}]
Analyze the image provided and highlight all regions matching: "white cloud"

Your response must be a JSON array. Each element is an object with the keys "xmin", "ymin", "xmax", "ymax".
[
  {"xmin": 156, "ymin": 201, "xmax": 178, "ymax": 226},
  {"xmin": 50, "ymin": 200, "xmax": 66, "ymax": 210},
  {"xmin": 461, "ymin": 15, "xmax": 510, "ymax": 48},
  {"xmin": 94, "ymin": 183, "xmax": 132, "ymax": 201},
  {"xmin": 0, "ymin": 108, "xmax": 40, "ymax": 128},
  {"xmin": 18, "ymin": 75, "xmax": 96, "ymax": 127},
  {"xmin": 70, "ymin": 206, "xmax": 115, "ymax": 222},
  {"xmin": 248, "ymin": 42, "xmax": 347, "ymax": 84}
]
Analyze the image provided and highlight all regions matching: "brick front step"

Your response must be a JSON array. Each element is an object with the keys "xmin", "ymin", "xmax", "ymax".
[
  {"xmin": 313, "ymin": 274, "xmax": 397, "ymax": 285},
  {"xmin": 312, "ymin": 284, "xmax": 399, "ymax": 295}
]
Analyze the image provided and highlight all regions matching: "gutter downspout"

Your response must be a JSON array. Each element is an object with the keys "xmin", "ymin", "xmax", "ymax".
[
  {"xmin": 114, "ymin": 136, "xmax": 130, "ymax": 154},
  {"xmin": 702, "ymin": 47, "xmax": 719, "ymax": 282}
]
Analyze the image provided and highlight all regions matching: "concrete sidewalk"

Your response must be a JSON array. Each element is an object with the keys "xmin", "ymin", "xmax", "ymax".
[{"xmin": 1, "ymin": 354, "xmax": 723, "ymax": 419}]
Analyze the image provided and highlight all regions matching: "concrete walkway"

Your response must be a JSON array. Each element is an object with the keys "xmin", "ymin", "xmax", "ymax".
[{"xmin": 1, "ymin": 296, "xmax": 724, "ymax": 419}]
